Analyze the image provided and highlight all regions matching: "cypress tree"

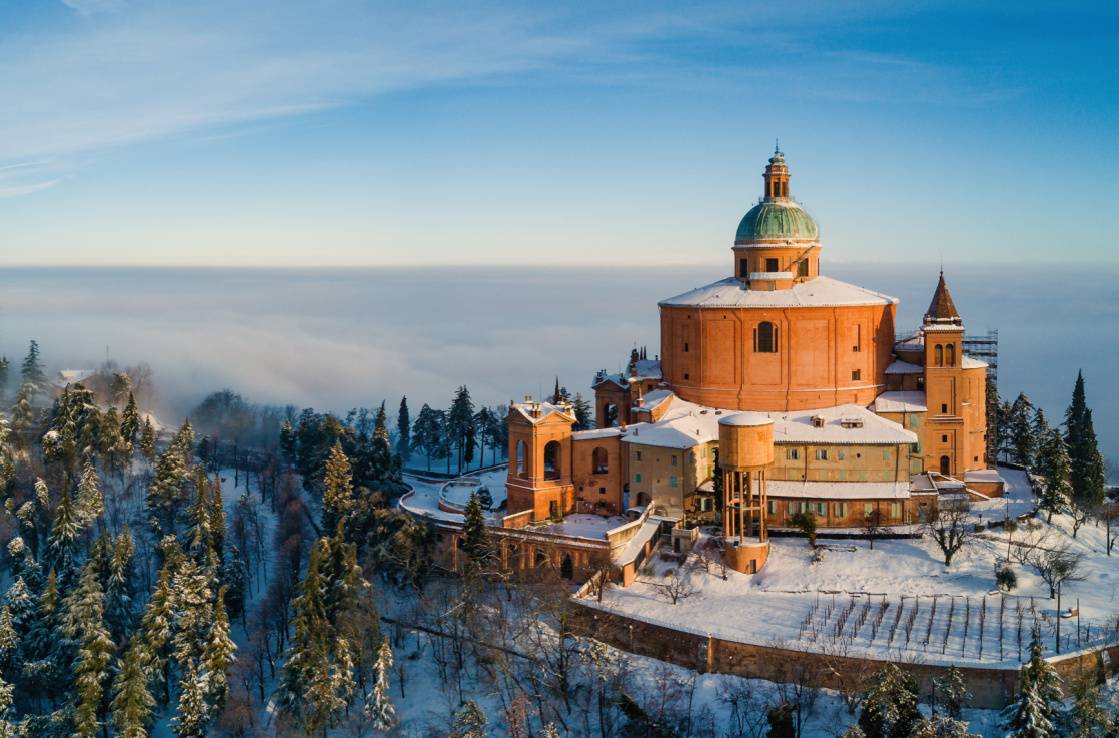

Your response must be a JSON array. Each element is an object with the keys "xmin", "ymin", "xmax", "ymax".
[
  {"xmin": 1037, "ymin": 429, "xmax": 1072, "ymax": 523},
  {"xmin": 1009, "ymin": 394, "xmax": 1036, "ymax": 468},
  {"xmin": 462, "ymin": 492, "xmax": 491, "ymax": 570},
  {"xmin": 396, "ymin": 396, "xmax": 411, "ymax": 461},
  {"xmin": 448, "ymin": 386, "xmax": 475, "ymax": 474},
  {"xmin": 1064, "ymin": 371, "xmax": 1106, "ymax": 509}
]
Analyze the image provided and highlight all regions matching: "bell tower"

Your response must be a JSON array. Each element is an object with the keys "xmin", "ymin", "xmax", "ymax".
[
  {"xmin": 763, "ymin": 145, "xmax": 791, "ymax": 199},
  {"xmin": 922, "ymin": 271, "xmax": 966, "ymax": 476}
]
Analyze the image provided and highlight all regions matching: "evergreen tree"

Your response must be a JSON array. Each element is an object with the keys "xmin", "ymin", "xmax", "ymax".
[
  {"xmin": 448, "ymin": 386, "xmax": 475, "ymax": 474},
  {"xmin": 462, "ymin": 493, "xmax": 491, "ymax": 569},
  {"xmin": 410, "ymin": 404, "xmax": 442, "ymax": 473},
  {"xmin": 280, "ymin": 419, "xmax": 297, "ymax": 468},
  {"xmin": 105, "ymin": 527, "xmax": 136, "ymax": 644},
  {"xmin": 1019, "ymin": 630, "xmax": 1061, "ymax": 717},
  {"xmin": 9, "ymin": 384, "xmax": 35, "ymax": 451},
  {"xmin": 277, "ymin": 542, "xmax": 354, "ymax": 734},
  {"xmin": 1062, "ymin": 671, "xmax": 1113, "ymax": 738},
  {"xmin": 172, "ymin": 657, "xmax": 210, "ymax": 738},
  {"xmin": 1009, "ymin": 394, "xmax": 1036, "ymax": 468},
  {"xmin": 321, "ymin": 443, "xmax": 354, "ymax": 535},
  {"xmin": 450, "ymin": 700, "xmax": 487, "ymax": 738},
  {"xmin": 63, "ymin": 562, "xmax": 115, "ymax": 738},
  {"xmin": 1030, "ymin": 409, "xmax": 1052, "ymax": 479},
  {"xmin": 137, "ymin": 559, "xmax": 176, "ymax": 706},
  {"xmin": 933, "ymin": 665, "xmax": 970, "ymax": 719},
  {"xmin": 0, "ymin": 608, "xmax": 17, "ymax": 680},
  {"xmin": 0, "ymin": 357, "xmax": 8, "ymax": 402},
  {"xmin": 552, "ymin": 376, "xmax": 562, "ymax": 404},
  {"xmin": 99, "ymin": 406, "xmax": 125, "ymax": 475},
  {"xmin": 985, "ymin": 375, "xmax": 1000, "ymax": 464},
  {"xmin": 857, "ymin": 663, "xmax": 922, "ymax": 738},
  {"xmin": 572, "ymin": 393, "xmax": 593, "ymax": 431},
  {"xmin": 1037, "ymin": 429, "xmax": 1072, "ymax": 523},
  {"xmin": 120, "ymin": 392, "xmax": 140, "ymax": 451},
  {"xmin": 47, "ymin": 485, "xmax": 81, "ymax": 588},
  {"xmin": 147, "ymin": 444, "xmax": 189, "ymax": 534},
  {"xmin": 370, "ymin": 401, "xmax": 395, "ymax": 481},
  {"xmin": 201, "ymin": 587, "xmax": 237, "ymax": 717},
  {"xmin": 364, "ymin": 638, "xmax": 396, "ymax": 731},
  {"xmin": 20, "ymin": 340, "xmax": 46, "ymax": 395},
  {"xmin": 139, "ymin": 418, "xmax": 156, "ymax": 463},
  {"xmin": 396, "ymin": 396, "xmax": 411, "ymax": 461},
  {"xmin": 1003, "ymin": 680, "xmax": 1054, "ymax": 738},
  {"xmin": 110, "ymin": 641, "xmax": 155, "ymax": 738},
  {"xmin": 1064, "ymin": 371, "xmax": 1106, "ymax": 510},
  {"xmin": 76, "ymin": 458, "xmax": 105, "ymax": 529}
]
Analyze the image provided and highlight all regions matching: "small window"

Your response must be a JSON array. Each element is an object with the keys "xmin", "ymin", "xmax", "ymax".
[
  {"xmin": 941, "ymin": 434, "xmax": 948, "ymax": 443},
  {"xmin": 815, "ymin": 449, "xmax": 829, "ymax": 461},
  {"xmin": 852, "ymin": 369, "xmax": 861, "ymax": 381},
  {"xmin": 941, "ymin": 403, "xmax": 948, "ymax": 414},
  {"xmin": 838, "ymin": 450, "xmax": 846, "ymax": 461},
  {"xmin": 767, "ymin": 500, "xmax": 777, "ymax": 515},
  {"xmin": 883, "ymin": 448, "xmax": 890, "ymax": 460},
  {"xmin": 935, "ymin": 344, "xmax": 944, "ymax": 367},
  {"xmin": 683, "ymin": 342, "xmax": 689, "ymax": 353},
  {"xmin": 853, "ymin": 324, "xmax": 862, "ymax": 353},
  {"xmin": 834, "ymin": 502, "xmax": 848, "ymax": 518},
  {"xmin": 864, "ymin": 503, "xmax": 875, "ymax": 517},
  {"xmin": 670, "ymin": 476, "xmax": 678, "ymax": 488},
  {"xmin": 889, "ymin": 502, "xmax": 902, "ymax": 519},
  {"xmin": 599, "ymin": 487, "xmax": 606, "ymax": 495},
  {"xmin": 683, "ymin": 372, "xmax": 689, "ymax": 380},
  {"xmin": 815, "ymin": 502, "xmax": 826, "ymax": 516},
  {"xmin": 765, "ymin": 257, "xmax": 780, "ymax": 272},
  {"xmin": 636, "ymin": 451, "xmax": 642, "ymax": 461},
  {"xmin": 634, "ymin": 473, "xmax": 642, "ymax": 483},
  {"xmin": 946, "ymin": 344, "xmax": 956, "ymax": 367},
  {"xmin": 788, "ymin": 501, "xmax": 797, "ymax": 515},
  {"xmin": 739, "ymin": 258, "xmax": 748, "ymax": 277},
  {"xmin": 754, "ymin": 322, "xmax": 779, "ymax": 353},
  {"xmin": 787, "ymin": 448, "xmax": 800, "ymax": 460},
  {"xmin": 671, "ymin": 455, "xmax": 678, "ymax": 467}
]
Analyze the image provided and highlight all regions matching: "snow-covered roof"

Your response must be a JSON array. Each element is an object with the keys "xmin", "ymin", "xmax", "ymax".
[
  {"xmin": 885, "ymin": 360, "xmax": 923, "ymax": 375},
  {"xmin": 659, "ymin": 276, "xmax": 899, "ymax": 309},
  {"xmin": 592, "ymin": 359, "xmax": 662, "ymax": 389},
  {"xmin": 571, "ymin": 427, "xmax": 623, "ymax": 441},
  {"xmin": 509, "ymin": 400, "xmax": 574, "ymax": 426},
  {"xmin": 895, "ymin": 334, "xmax": 924, "ymax": 351},
  {"xmin": 52, "ymin": 369, "xmax": 95, "ymax": 387},
  {"xmin": 964, "ymin": 469, "xmax": 1005, "ymax": 484},
  {"xmin": 873, "ymin": 391, "xmax": 927, "ymax": 413},
  {"xmin": 619, "ymin": 394, "xmax": 915, "ymax": 450},
  {"xmin": 922, "ymin": 324, "xmax": 964, "ymax": 333},
  {"xmin": 765, "ymin": 480, "xmax": 911, "ymax": 500},
  {"xmin": 633, "ymin": 388, "xmax": 673, "ymax": 413}
]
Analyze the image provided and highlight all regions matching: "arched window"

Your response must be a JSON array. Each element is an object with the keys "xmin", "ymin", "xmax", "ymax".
[
  {"xmin": 543, "ymin": 440, "xmax": 561, "ymax": 480},
  {"xmin": 636, "ymin": 492, "xmax": 651, "ymax": 507},
  {"xmin": 592, "ymin": 446, "xmax": 609, "ymax": 475},
  {"xmin": 939, "ymin": 455, "xmax": 951, "ymax": 476},
  {"xmin": 516, "ymin": 440, "xmax": 527, "ymax": 476},
  {"xmin": 934, "ymin": 344, "xmax": 944, "ymax": 367},
  {"xmin": 604, "ymin": 402, "xmax": 619, "ymax": 428},
  {"xmin": 754, "ymin": 321, "xmax": 779, "ymax": 353},
  {"xmin": 946, "ymin": 343, "xmax": 956, "ymax": 367}
]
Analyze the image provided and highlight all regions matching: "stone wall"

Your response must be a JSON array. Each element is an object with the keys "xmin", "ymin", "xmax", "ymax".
[{"xmin": 567, "ymin": 599, "xmax": 1119, "ymax": 710}]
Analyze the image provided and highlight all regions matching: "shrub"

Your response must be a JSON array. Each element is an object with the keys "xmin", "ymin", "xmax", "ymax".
[{"xmin": 995, "ymin": 563, "xmax": 1018, "ymax": 591}]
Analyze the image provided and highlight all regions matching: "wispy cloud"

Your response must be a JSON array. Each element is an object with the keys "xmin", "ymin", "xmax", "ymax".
[
  {"xmin": 0, "ymin": 179, "xmax": 59, "ymax": 198},
  {"xmin": 61, "ymin": 0, "xmax": 126, "ymax": 15}
]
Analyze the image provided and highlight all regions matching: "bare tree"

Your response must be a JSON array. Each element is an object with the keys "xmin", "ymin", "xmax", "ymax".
[
  {"xmin": 1026, "ymin": 543, "xmax": 1085, "ymax": 599},
  {"xmin": 863, "ymin": 509, "xmax": 884, "ymax": 550},
  {"xmin": 924, "ymin": 497, "xmax": 973, "ymax": 567},
  {"xmin": 1066, "ymin": 498, "xmax": 1093, "ymax": 539},
  {"xmin": 643, "ymin": 568, "xmax": 695, "ymax": 605}
]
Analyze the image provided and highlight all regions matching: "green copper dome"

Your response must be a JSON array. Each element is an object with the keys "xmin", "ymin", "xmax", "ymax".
[{"xmin": 735, "ymin": 200, "xmax": 819, "ymax": 243}]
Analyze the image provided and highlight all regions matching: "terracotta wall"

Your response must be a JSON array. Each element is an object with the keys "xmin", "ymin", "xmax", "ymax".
[
  {"xmin": 659, "ymin": 303, "xmax": 895, "ymax": 411},
  {"xmin": 572, "ymin": 436, "xmax": 625, "ymax": 515},
  {"xmin": 770, "ymin": 443, "xmax": 911, "ymax": 483}
]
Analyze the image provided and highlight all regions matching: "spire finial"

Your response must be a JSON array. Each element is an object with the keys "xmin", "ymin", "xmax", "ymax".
[{"xmin": 775, "ymin": 137, "xmax": 780, "ymax": 154}]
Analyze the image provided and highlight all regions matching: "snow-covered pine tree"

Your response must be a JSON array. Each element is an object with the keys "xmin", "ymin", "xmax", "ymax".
[
  {"xmin": 172, "ymin": 419, "xmax": 194, "ymax": 465},
  {"xmin": 364, "ymin": 638, "xmax": 396, "ymax": 731},
  {"xmin": 105, "ymin": 527, "xmax": 136, "ymax": 644},
  {"xmin": 76, "ymin": 459, "xmax": 104, "ymax": 529},
  {"xmin": 280, "ymin": 418, "xmax": 297, "ymax": 468},
  {"xmin": 120, "ymin": 391, "xmax": 140, "ymax": 451},
  {"xmin": 1003, "ymin": 679, "xmax": 1054, "ymax": 738},
  {"xmin": 139, "ymin": 417, "xmax": 156, "ymax": 462},
  {"xmin": 0, "ymin": 608, "xmax": 18, "ymax": 679},
  {"xmin": 9, "ymin": 383, "xmax": 36, "ymax": 451},
  {"xmin": 110, "ymin": 641, "xmax": 155, "ymax": 738},
  {"xmin": 147, "ymin": 443, "xmax": 189, "ymax": 534},
  {"xmin": 186, "ymin": 471, "xmax": 214, "ymax": 567},
  {"xmin": 169, "ymin": 558, "xmax": 213, "ymax": 674},
  {"xmin": 172, "ymin": 657, "xmax": 210, "ymax": 738},
  {"xmin": 933, "ymin": 665, "xmax": 970, "ymax": 719},
  {"xmin": 137, "ymin": 559, "xmax": 177, "ymax": 706},
  {"xmin": 201, "ymin": 587, "xmax": 237, "ymax": 716},
  {"xmin": 913, "ymin": 715, "xmax": 978, "ymax": 737},
  {"xmin": 450, "ymin": 700, "xmax": 488, "ymax": 738},
  {"xmin": 0, "ymin": 356, "xmax": 8, "ymax": 403},
  {"xmin": 321, "ymin": 442, "xmax": 354, "ymax": 535},
  {"xmin": 46, "ymin": 484, "xmax": 81, "ymax": 589},
  {"xmin": 63, "ymin": 562, "xmax": 115, "ymax": 738},
  {"xmin": 1037, "ymin": 428, "xmax": 1072, "ymax": 523},
  {"xmin": 857, "ymin": 662, "xmax": 922, "ymax": 738}
]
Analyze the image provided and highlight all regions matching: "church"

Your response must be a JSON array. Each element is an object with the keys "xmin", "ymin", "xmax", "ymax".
[{"xmin": 499, "ymin": 149, "xmax": 1002, "ymax": 577}]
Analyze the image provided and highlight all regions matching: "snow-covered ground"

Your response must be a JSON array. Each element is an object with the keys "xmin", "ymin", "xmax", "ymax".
[{"xmin": 590, "ymin": 468, "xmax": 1119, "ymax": 667}]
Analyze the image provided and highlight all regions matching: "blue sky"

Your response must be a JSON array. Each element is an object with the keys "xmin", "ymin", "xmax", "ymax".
[{"xmin": 1, "ymin": 0, "xmax": 1116, "ymax": 266}]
